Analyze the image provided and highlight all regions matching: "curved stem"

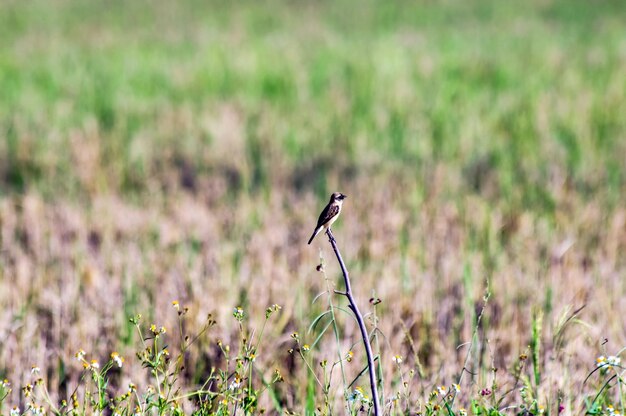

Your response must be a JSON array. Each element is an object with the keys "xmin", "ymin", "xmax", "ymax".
[{"xmin": 326, "ymin": 229, "xmax": 381, "ymax": 415}]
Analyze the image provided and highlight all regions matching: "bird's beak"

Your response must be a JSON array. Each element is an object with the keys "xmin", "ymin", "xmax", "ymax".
[{"xmin": 342, "ymin": 194, "xmax": 348, "ymax": 199}]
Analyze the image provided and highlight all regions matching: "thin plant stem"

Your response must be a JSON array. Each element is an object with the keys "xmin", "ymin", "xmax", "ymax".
[
  {"xmin": 326, "ymin": 228, "xmax": 381, "ymax": 415},
  {"xmin": 320, "ymin": 252, "xmax": 350, "ymax": 413},
  {"xmin": 371, "ymin": 293, "xmax": 385, "ymax": 407},
  {"xmin": 450, "ymin": 286, "xmax": 491, "ymax": 406}
]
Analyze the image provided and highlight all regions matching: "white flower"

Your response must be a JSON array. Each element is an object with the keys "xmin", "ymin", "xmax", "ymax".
[
  {"xmin": 111, "ymin": 352, "xmax": 124, "ymax": 368},
  {"xmin": 10, "ymin": 407, "xmax": 20, "ymax": 416},
  {"xmin": 452, "ymin": 383, "xmax": 461, "ymax": 393},
  {"xmin": 75, "ymin": 349, "xmax": 86, "ymax": 361},
  {"xmin": 392, "ymin": 355, "xmax": 403, "ymax": 364},
  {"xmin": 30, "ymin": 366, "xmax": 40, "ymax": 375},
  {"xmin": 437, "ymin": 385, "xmax": 447, "ymax": 395},
  {"xmin": 607, "ymin": 356, "xmax": 621, "ymax": 367},
  {"xmin": 598, "ymin": 355, "xmax": 622, "ymax": 370},
  {"xmin": 229, "ymin": 377, "xmax": 241, "ymax": 391}
]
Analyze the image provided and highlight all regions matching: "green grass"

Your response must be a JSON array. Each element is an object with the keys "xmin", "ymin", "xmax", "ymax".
[{"xmin": 1, "ymin": 0, "xmax": 625, "ymax": 201}]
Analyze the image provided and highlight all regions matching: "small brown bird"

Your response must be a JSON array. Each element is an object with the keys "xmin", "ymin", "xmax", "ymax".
[{"xmin": 308, "ymin": 192, "xmax": 347, "ymax": 244}]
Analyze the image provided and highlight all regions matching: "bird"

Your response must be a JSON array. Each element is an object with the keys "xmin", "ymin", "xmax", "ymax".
[{"xmin": 307, "ymin": 192, "xmax": 347, "ymax": 244}]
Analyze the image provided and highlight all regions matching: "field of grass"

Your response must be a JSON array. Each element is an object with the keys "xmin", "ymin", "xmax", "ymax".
[{"xmin": 1, "ymin": 0, "xmax": 625, "ymax": 414}]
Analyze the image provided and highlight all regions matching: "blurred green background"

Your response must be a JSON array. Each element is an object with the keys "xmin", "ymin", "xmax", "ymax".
[{"xmin": 2, "ymin": 0, "xmax": 624, "ymax": 205}]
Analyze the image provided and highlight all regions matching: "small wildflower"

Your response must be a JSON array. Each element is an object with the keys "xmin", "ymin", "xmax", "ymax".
[
  {"xmin": 290, "ymin": 332, "xmax": 300, "ymax": 342},
  {"xmin": 30, "ymin": 365, "xmax": 40, "ymax": 375},
  {"xmin": 346, "ymin": 350, "xmax": 354, "ymax": 362},
  {"xmin": 480, "ymin": 388, "xmax": 491, "ymax": 396},
  {"xmin": 392, "ymin": 355, "xmax": 403, "ymax": 364},
  {"xmin": 302, "ymin": 344, "xmax": 310, "ymax": 352},
  {"xmin": 31, "ymin": 405, "xmax": 44, "ymax": 416},
  {"xmin": 229, "ymin": 375, "xmax": 242, "ymax": 391},
  {"xmin": 608, "ymin": 356, "xmax": 621, "ymax": 367},
  {"xmin": 274, "ymin": 368, "xmax": 284, "ymax": 382},
  {"xmin": 22, "ymin": 384, "xmax": 33, "ymax": 397},
  {"xmin": 1, "ymin": 379, "xmax": 11, "ymax": 388},
  {"xmin": 129, "ymin": 382, "xmax": 137, "ymax": 392},
  {"xmin": 598, "ymin": 355, "xmax": 621, "ymax": 370},
  {"xmin": 10, "ymin": 407, "xmax": 20, "ymax": 416},
  {"xmin": 233, "ymin": 307, "xmax": 244, "ymax": 321},
  {"xmin": 538, "ymin": 405, "xmax": 545, "ymax": 414},
  {"xmin": 75, "ymin": 349, "xmax": 86, "ymax": 361},
  {"xmin": 459, "ymin": 408, "xmax": 467, "ymax": 416},
  {"xmin": 265, "ymin": 304, "xmax": 282, "ymax": 318},
  {"xmin": 452, "ymin": 383, "xmax": 461, "ymax": 393},
  {"xmin": 437, "ymin": 385, "xmax": 447, "ymax": 396},
  {"xmin": 90, "ymin": 359, "xmax": 100, "ymax": 370},
  {"xmin": 111, "ymin": 352, "xmax": 124, "ymax": 368}
]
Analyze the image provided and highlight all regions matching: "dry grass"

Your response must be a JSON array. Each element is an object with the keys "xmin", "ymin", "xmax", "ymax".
[{"xmin": 1, "ymin": 171, "xmax": 625, "ymax": 412}]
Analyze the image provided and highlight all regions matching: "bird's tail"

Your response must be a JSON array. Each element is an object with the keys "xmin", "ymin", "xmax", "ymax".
[{"xmin": 307, "ymin": 226, "xmax": 323, "ymax": 244}]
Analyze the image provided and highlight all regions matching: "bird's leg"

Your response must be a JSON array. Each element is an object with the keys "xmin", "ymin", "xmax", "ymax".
[{"xmin": 326, "ymin": 228, "xmax": 336, "ymax": 243}]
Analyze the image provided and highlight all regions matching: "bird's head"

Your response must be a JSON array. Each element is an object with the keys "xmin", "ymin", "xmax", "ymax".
[{"xmin": 331, "ymin": 192, "xmax": 347, "ymax": 202}]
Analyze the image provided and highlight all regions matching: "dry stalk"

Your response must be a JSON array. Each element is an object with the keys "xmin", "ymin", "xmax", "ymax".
[{"xmin": 326, "ymin": 228, "xmax": 381, "ymax": 415}]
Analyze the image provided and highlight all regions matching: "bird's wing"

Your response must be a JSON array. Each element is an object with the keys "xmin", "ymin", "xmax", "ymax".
[{"xmin": 316, "ymin": 203, "xmax": 339, "ymax": 228}]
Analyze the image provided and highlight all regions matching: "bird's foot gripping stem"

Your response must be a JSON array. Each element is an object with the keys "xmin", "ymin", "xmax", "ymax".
[{"xmin": 326, "ymin": 228, "xmax": 336, "ymax": 243}]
